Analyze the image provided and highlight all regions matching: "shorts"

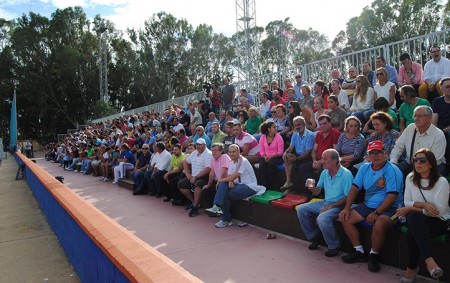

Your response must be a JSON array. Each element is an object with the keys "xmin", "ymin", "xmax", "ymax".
[
  {"xmin": 353, "ymin": 203, "xmax": 397, "ymax": 219},
  {"xmin": 178, "ymin": 176, "xmax": 208, "ymax": 192}
]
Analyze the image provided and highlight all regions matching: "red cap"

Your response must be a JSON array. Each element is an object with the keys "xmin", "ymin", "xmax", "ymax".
[{"xmin": 367, "ymin": 140, "xmax": 384, "ymax": 152}]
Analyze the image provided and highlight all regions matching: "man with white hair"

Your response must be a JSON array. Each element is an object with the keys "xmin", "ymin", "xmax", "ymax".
[{"xmin": 390, "ymin": 105, "xmax": 446, "ymax": 177}]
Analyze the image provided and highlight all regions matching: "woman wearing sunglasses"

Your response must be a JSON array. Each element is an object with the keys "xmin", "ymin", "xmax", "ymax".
[{"xmin": 396, "ymin": 148, "xmax": 449, "ymax": 282}]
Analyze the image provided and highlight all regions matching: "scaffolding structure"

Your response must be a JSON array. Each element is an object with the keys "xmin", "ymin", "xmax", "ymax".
[
  {"xmin": 235, "ymin": 0, "xmax": 259, "ymax": 92},
  {"xmin": 96, "ymin": 27, "xmax": 109, "ymax": 102}
]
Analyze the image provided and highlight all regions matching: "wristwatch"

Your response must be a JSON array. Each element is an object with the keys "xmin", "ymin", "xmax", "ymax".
[{"xmin": 374, "ymin": 210, "xmax": 380, "ymax": 216}]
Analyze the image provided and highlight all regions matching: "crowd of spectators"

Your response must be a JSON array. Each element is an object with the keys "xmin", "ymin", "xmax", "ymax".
[{"xmin": 42, "ymin": 46, "xmax": 450, "ymax": 281}]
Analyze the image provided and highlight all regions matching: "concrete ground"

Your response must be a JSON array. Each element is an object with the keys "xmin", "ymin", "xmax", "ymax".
[{"xmin": 0, "ymin": 155, "xmax": 80, "ymax": 282}]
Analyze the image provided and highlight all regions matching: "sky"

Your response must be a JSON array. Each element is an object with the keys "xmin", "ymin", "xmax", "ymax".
[{"xmin": 0, "ymin": 0, "xmax": 376, "ymax": 41}]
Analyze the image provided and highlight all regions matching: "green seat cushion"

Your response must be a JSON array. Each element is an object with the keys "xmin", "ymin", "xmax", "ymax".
[{"xmin": 250, "ymin": 190, "xmax": 284, "ymax": 205}]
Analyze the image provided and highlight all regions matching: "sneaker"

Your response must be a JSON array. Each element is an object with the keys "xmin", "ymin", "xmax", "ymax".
[
  {"xmin": 215, "ymin": 220, "xmax": 233, "ymax": 228},
  {"xmin": 80, "ymin": 170, "xmax": 84, "ymax": 174},
  {"xmin": 188, "ymin": 207, "xmax": 199, "ymax": 217},
  {"xmin": 66, "ymin": 168, "xmax": 73, "ymax": 171},
  {"xmin": 99, "ymin": 177, "xmax": 106, "ymax": 181},
  {"xmin": 325, "ymin": 249, "xmax": 340, "ymax": 257},
  {"xmin": 205, "ymin": 205, "xmax": 223, "ymax": 215},
  {"xmin": 368, "ymin": 253, "xmax": 380, "ymax": 272},
  {"xmin": 185, "ymin": 203, "xmax": 194, "ymax": 211},
  {"xmin": 73, "ymin": 170, "xmax": 79, "ymax": 173},
  {"xmin": 102, "ymin": 178, "xmax": 110, "ymax": 182},
  {"xmin": 341, "ymin": 250, "xmax": 368, "ymax": 264},
  {"xmin": 112, "ymin": 180, "xmax": 118, "ymax": 185}
]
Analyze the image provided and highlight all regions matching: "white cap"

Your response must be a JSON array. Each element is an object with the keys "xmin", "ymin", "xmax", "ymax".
[{"xmin": 196, "ymin": 138, "xmax": 206, "ymax": 145}]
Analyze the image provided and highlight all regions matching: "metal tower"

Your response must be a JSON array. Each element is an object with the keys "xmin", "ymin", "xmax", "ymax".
[
  {"xmin": 95, "ymin": 27, "xmax": 109, "ymax": 102},
  {"xmin": 235, "ymin": 0, "xmax": 259, "ymax": 87}
]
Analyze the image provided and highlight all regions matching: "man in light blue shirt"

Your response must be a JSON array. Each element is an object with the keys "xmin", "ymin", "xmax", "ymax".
[
  {"xmin": 297, "ymin": 149, "xmax": 353, "ymax": 257},
  {"xmin": 294, "ymin": 73, "xmax": 308, "ymax": 100}
]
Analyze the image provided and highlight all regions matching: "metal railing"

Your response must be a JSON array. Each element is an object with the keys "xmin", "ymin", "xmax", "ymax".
[{"xmin": 90, "ymin": 29, "xmax": 450, "ymax": 124}]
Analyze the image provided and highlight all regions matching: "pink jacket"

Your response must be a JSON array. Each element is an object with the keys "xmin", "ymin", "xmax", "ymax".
[{"xmin": 259, "ymin": 133, "xmax": 284, "ymax": 157}]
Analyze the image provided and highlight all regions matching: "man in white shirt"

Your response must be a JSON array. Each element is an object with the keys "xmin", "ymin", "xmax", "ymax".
[
  {"xmin": 390, "ymin": 105, "xmax": 447, "ymax": 177},
  {"xmin": 145, "ymin": 142, "xmax": 172, "ymax": 197},
  {"xmin": 259, "ymin": 93, "xmax": 274, "ymax": 119},
  {"xmin": 419, "ymin": 46, "xmax": 450, "ymax": 102},
  {"xmin": 209, "ymin": 144, "xmax": 266, "ymax": 228},
  {"xmin": 171, "ymin": 117, "xmax": 184, "ymax": 133},
  {"xmin": 178, "ymin": 138, "xmax": 212, "ymax": 217}
]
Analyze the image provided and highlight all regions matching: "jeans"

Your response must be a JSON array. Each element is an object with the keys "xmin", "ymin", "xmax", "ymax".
[
  {"xmin": 81, "ymin": 159, "xmax": 92, "ymax": 174},
  {"xmin": 67, "ymin": 158, "xmax": 79, "ymax": 170},
  {"xmin": 131, "ymin": 171, "xmax": 146, "ymax": 191},
  {"xmin": 214, "ymin": 182, "xmax": 256, "ymax": 222},
  {"xmin": 297, "ymin": 200, "xmax": 342, "ymax": 249}
]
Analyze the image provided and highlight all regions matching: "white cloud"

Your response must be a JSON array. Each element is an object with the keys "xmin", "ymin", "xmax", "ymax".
[
  {"xmin": 0, "ymin": 7, "xmax": 16, "ymax": 19},
  {"xmin": 47, "ymin": 0, "xmax": 86, "ymax": 9}
]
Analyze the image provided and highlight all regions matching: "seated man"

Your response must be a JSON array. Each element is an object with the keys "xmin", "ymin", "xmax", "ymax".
[
  {"xmin": 144, "ymin": 142, "xmax": 172, "ymax": 197},
  {"xmin": 112, "ymin": 144, "xmax": 135, "ymax": 184},
  {"xmin": 202, "ymin": 143, "xmax": 230, "ymax": 213},
  {"xmin": 297, "ymin": 115, "xmax": 341, "ymax": 189},
  {"xmin": 391, "ymin": 105, "xmax": 446, "ymax": 177},
  {"xmin": 280, "ymin": 116, "xmax": 315, "ymax": 191},
  {"xmin": 233, "ymin": 122, "xmax": 260, "ymax": 164},
  {"xmin": 397, "ymin": 53, "xmax": 424, "ymax": 91},
  {"xmin": 418, "ymin": 46, "xmax": 450, "ymax": 102},
  {"xmin": 339, "ymin": 140, "xmax": 404, "ymax": 272},
  {"xmin": 432, "ymin": 77, "xmax": 450, "ymax": 167},
  {"xmin": 131, "ymin": 144, "xmax": 151, "ymax": 195},
  {"xmin": 222, "ymin": 121, "xmax": 236, "ymax": 153},
  {"xmin": 297, "ymin": 149, "xmax": 353, "ymax": 257},
  {"xmin": 211, "ymin": 122, "xmax": 226, "ymax": 145},
  {"xmin": 193, "ymin": 126, "xmax": 212, "ymax": 149},
  {"xmin": 162, "ymin": 144, "xmax": 186, "ymax": 203},
  {"xmin": 207, "ymin": 144, "xmax": 266, "ymax": 228},
  {"xmin": 178, "ymin": 138, "xmax": 212, "ymax": 217},
  {"xmin": 398, "ymin": 85, "xmax": 430, "ymax": 132},
  {"xmin": 205, "ymin": 112, "xmax": 219, "ymax": 139}
]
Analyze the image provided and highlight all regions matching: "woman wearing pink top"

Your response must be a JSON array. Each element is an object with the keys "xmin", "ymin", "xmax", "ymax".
[{"xmin": 258, "ymin": 121, "xmax": 284, "ymax": 188}]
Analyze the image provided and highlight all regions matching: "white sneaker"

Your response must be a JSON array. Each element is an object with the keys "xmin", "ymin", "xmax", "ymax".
[
  {"xmin": 102, "ymin": 178, "xmax": 110, "ymax": 182},
  {"xmin": 99, "ymin": 177, "xmax": 106, "ymax": 181},
  {"xmin": 73, "ymin": 170, "xmax": 79, "ymax": 173},
  {"xmin": 205, "ymin": 205, "xmax": 223, "ymax": 215},
  {"xmin": 112, "ymin": 180, "xmax": 118, "ymax": 184},
  {"xmin": 215, "ymin": 220, "xmax": 232, "ymax": 228}
]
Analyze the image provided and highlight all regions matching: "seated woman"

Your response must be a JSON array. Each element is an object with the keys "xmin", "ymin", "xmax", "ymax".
[
  {"xmin": 330, "ymin": 79, "xmax": 350, "ymax": 111},
  {"xmin": 335, "ymin": 116, "xmax": 366, "ymax": 170},
  {"xmin": 397, "ymin": 148, "xmax": 449, "ymax": 282},
  {"xmin": 314, "ymin": 80, "xmax": 330, "ymax": 109},
  {"xmin": 287, "ymin": 101, "xmax": 301, "ymax": 139},
  {"xmin": 349, "ymin": 75, "xmax": 375, "ymax": 124},
  {"xmin": 326, "ymin": 95, "xmax": 347, "ymax": 132},
  {"xmin": 313, "ymin": 97, "xmax": 326, "ymax": 130},
  {"xmin": 299, "ymin": 85, "xmax": 314, "ymax": 108},
  {"xmin": 273, "ymin": 104, "xmax": 291, "ymax": 141},
  {"xmin": 258, "ymin": 121, "xmax": 284, "ymax": 189},
  {"xmin": 362, "ymin": 97, "xmax": 399, "ymax": 134},
  {"xmin": 245, "ymin": 106, "xmax": 262, "ymax": 137},
  {"xmin": 367, "ymin": 112, "xmax": 400, "ymax": 157},
  {"xmin": 373, "ymin": 67, "xmax": 396, "ymax": 109}
]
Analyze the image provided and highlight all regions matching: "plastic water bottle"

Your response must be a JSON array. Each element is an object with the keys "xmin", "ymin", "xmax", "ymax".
[{"xmin": 397, "ymin": 204, "xmax": 406, "ymax": 223}]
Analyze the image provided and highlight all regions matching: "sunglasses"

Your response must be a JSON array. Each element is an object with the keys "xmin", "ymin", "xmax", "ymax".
[
  {"xmin": 376, "ymin": 73, "xmax": 384, "ymax": 76},
  {"xmin": 295, "ymin": 76, "xmax": 301, "ymax": 78},
  {"xmin": 413, "ymin": 157, "xmax": 428, "ymax": 163}
]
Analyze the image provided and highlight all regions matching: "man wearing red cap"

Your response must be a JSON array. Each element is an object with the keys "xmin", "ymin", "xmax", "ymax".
[{"xmin": 339, "ymin": 140, "xmax": 404, "ymax": 273}]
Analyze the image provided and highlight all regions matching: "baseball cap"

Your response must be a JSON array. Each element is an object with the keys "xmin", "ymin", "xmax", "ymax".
[
  {"xmin": 196, "ymin": 138, "xmax": 206, "ymax": 145},
  {"xmin": 367, "ymin": 140, "xmax": 384, "ymax": 152}
]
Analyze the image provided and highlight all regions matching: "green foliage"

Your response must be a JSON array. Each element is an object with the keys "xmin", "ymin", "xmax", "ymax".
[{"xmin": 335, "ymin": 0, "xmax": 445, "ymax": 54}]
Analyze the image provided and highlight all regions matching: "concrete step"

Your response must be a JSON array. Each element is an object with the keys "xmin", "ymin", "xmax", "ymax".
[{"xmin": 118, "ymin": 178, "xmax": 134, "ymax": 191}]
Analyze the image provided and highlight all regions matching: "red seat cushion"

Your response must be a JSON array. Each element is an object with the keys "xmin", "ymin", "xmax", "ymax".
[{"xmin": 271, "ymin": 195, "xmax": 308, "ymax": 210}]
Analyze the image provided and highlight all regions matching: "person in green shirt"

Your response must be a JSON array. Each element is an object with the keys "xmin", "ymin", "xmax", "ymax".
[
  {"xmin": 163, "ymin": 144, "xmax": 186, "ymax": 203},
  {"xmin": 245, "ymin": 106, "xmax": 262, "ymax": 135},
  {"xmin": 399, "ymin": 85, "xmax": 430, "ymax": 132},
  {"xmin": 211, "ymin": 122, "xmax": 226, "ymax": 144}
]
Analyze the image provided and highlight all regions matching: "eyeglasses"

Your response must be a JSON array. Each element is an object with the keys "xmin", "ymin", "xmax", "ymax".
[
  {"xmin": 142, "ymin": 148, "xmax": 149, "ymax": 150},
  {"xmin": 368, "ymin": 150, "xmax": 384, "ymax": 156},
  {"xmin": 295, "ymin": 76, "xmax": 301, "ymax": 78},
  {"xmin": 376, "ymin": 73, "xmax": 384, "ymax": 76},
  {"xmin": 263, "ymin": 86, "xmax": 268, "ymax": 88},
  {"xmin": 413, "ymin": 157, "xmax": 428, "ymax": 163},
  {"xmin": 271, "ymin": 111, "xmax": 276, "ymax": 113},
  {"xmin": 196, "ymin": 129, "xmax": 202, "ymax": 132}
]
